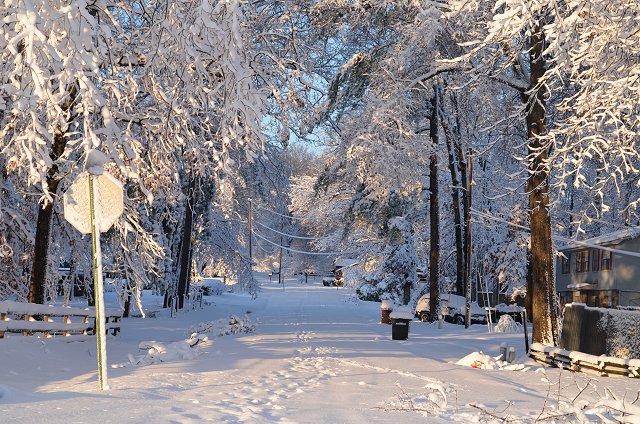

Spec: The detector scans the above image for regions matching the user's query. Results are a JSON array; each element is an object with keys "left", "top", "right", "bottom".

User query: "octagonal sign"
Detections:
[{"left": 64, "top": 172, "right": 124, "bottom": 235}]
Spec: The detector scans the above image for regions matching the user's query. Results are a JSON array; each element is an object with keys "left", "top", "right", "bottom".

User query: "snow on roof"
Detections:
[
  {"left": 558, "top": 226, "right": 640, "bottom": 251},
  {"left": 334, "top": 258, "right": 358, "bottom": 268}
]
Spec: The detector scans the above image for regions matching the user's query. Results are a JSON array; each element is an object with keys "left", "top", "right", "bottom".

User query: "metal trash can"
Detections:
[{"left": 391, "top": 318, "right": 410, "bottom": 340}]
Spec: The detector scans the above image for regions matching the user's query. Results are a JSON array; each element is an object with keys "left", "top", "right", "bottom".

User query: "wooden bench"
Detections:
[{"left": 0, "top": 300, "right": 122, "bottom": 338}]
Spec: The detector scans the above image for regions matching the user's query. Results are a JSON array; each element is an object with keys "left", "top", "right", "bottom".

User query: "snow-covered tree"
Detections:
[
  {"left": 0, "top": 0, "right": 267, "bottom": 305},
  {"left": 446, "top": 0, "right": 640, "bottom": 345},
  {"left": 358, "top": 217, "right": 418, "bottom": 304}
]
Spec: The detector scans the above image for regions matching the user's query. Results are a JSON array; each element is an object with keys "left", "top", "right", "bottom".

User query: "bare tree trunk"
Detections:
[
  {"left": 123, "top": 290, "right": 132, "bottom": 318},
  {"left": 28, "top": 84, "right": 77, "bottom": 304},
  {"left": 455, "top": 140, "right": 469, "bottom": 297},
  {"left": 176, "top": 175, "right": 196, "bottom": 310},
  {"left": 162, "top": 207, "right": 184, "bottom": 309},
  {"left": 428, "top": 91, "right": 441, "bottom": 322},
  {"left": 443, "top": 119, "right": 464, "bottom": 296},
  {"left": 278, "top": 234, "right": 284, "bottom": 285},
  {"left": 464, "top": 148, "right": 473, "bottom": 328},
  {"left": 29, "top": 202, "right": 56, "bottom": 304},
  {"left": 526, "top": 24, "right": 558, "bottom": 345}
]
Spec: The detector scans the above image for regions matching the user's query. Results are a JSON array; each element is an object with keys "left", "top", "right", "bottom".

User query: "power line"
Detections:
[
  {"left": 470, "top": 208, "right": 640, "bottom": 259},
  {"left": 252, "top": 230, "right": 354, "bottom": 256},
  {"left": 255, "top": 205, "right": 342, "bottom": 221},
  {"left": 255, "top": 221, "right": 325, "bottom": 240},
  {"left": 554, "top": 208, "right": 629, "bottom": 229}
]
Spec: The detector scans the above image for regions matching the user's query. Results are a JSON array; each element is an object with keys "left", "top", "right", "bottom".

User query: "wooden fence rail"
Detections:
[
  {"left": 530, "top": 343, "right": 640, "bottom": 378},
  {"left": 0, "top": 300, "right": 122, "bottom": 338}
]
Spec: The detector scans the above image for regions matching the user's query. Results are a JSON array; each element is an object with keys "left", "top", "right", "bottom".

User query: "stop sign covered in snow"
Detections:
[{"left": 63, "top": 172, "right": 124, "bottom": 234}]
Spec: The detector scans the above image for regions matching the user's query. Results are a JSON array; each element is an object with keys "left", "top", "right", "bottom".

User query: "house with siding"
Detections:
[{"left": 556, "top": 227, "right": 640, "bottom": 308}]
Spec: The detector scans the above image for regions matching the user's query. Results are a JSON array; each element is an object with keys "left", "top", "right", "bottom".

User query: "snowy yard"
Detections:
[{"left": 1, "top": 274, "right": 639, "bottom": 423}]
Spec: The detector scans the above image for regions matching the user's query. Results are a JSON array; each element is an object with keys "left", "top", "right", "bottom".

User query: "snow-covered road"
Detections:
[{"left": 1, "top": 277, "right": 638, "bottom": 423}]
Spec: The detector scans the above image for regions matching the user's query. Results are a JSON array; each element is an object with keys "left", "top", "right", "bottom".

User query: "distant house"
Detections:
[
  {"left": 333, "top": 258, "right": 358, "bottom": 273},
  {"left": 556, "top": 227, "right": 640, "bottom": 308}
]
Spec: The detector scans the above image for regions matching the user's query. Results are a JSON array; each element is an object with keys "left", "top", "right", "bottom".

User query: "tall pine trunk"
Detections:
[
  {"left": 526, "top": 24, "right": 558, "bottom": 345},
  {"left": 428, "top": 91, "right": 441, "bottom": 322}
]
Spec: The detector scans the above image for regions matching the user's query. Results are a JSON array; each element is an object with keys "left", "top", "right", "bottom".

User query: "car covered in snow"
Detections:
[{"left": 415, "top": 293, "right": 487, "bottom": 325}]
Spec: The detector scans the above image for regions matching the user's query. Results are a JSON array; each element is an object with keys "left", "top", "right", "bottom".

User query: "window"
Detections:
[
  {"left": 601, "top": 251, "right": 613, "bottom": 270},
  {"left": 591, "top": 250, "right": 601, "bottom": 272},
  {"left": 575, "top": 250, "right": 590, "bottom": 273},
  {"left": 561, "top": 254, "right": 570, "bottom": 274}
]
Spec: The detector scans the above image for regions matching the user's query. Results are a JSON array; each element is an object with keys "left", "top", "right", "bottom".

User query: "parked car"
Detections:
[
  {"left": 334, "top": 270, "right": 344, "bottom": 287},
  {"left": 415, "top": 293, "right": 487, "bottom": 324},
  {"left": 322, "top": 274, "right": 344, "bottom": 287},
  {"left": 416, "top": 267, "right": 428, "bottom": 284},
  {"left": 322, "top": 276, "right": 335, "bottom": 286}
]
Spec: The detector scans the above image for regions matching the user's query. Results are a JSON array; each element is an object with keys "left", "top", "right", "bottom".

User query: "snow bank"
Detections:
[
  {"left": 116, "top": 315, "right": 255, "bottom": 368},
  {"left": 456, "top": 351, "right": 526, "bottom": 371},
  {"left": 116, "top": 333, "right": 209, "bottom": 367},
  {"left": 188, "top": 314, "right": 255, "bottom": 336}
]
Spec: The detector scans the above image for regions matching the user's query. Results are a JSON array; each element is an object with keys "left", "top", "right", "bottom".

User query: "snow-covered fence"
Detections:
[
  {"left": 0, "top": 300, "right": 122, "bottom": 338},
  {"left": 560, "top": 303, "right": 607, "bottom": 355},
  {"left": 529, "top": 343, "right": 640, "bottom": 378},
  {"left": 531, "top": 303, "right": 640, "bottom": 377},
  {"left": 560, "top": 303, "right": 640, "bottom": 358}
]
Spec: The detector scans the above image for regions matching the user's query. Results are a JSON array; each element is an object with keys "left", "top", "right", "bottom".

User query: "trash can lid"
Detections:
[{"left": 381, "top": 300, "right": 394, "bottom": 309}]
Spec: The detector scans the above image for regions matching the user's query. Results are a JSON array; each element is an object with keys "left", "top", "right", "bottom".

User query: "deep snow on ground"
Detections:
[{"left": 1, "top": 274, "right": 639, "bottom": 423}]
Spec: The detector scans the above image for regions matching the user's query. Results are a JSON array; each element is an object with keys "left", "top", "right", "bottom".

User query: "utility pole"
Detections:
[
  {"left": 248, "top": 199, "right": 253, "bottom": 269},
  {"left": 278, "top": 235, "right": 284, "bottom": 289},
  {"left": 464, "top": 148, "right": 473, "bottom": 328},
  {"left": 278, "top": 217, "right": 284, "bottom": 287}
]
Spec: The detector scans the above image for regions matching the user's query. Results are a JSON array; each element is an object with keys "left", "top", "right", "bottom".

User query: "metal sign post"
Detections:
[
  {"left": 88, "top": 174, "right": 108, "bottom": 390},
  {"left": 64, "top": 160, "right": 123, "bottom": 391}
]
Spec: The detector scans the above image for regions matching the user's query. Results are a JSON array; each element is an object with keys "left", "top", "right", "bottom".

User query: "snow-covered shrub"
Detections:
[
  {"left": 359, "top": 218, "right": 418, "bottom": 304},
  {"left": 494, "top": 314, "right": 521, "bottom": 333},
  {"left": 356, "top": 281, "right": 382, "bottom": 302},
  {"left": 599, "top": 309, "right": 640, "bottom": 359},
  {"left": 481, "top": 206, "right": 529, "bottom": 298},
  {"left": 385, "top": 382, "right": 450, "bottom": 416},
  {"left": 189, "top": 315, "right": 255, "bottom": 337},
  {"left": 193, "top": 279, "right": 227, "bottom": 296}
]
